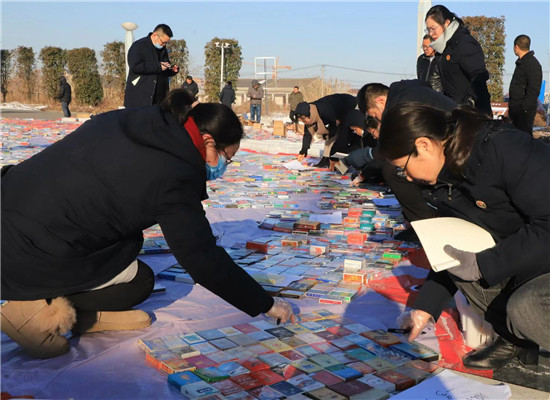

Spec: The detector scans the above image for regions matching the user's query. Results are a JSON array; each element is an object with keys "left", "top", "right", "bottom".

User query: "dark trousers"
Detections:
[
  {"left": 382, "top": 161, "right": 438, "bottom": 222},
  {"left": 509, "top": 106, "right": 536, "bottom": 135},
  {"left": 289, "top": 110, "right": 298, "bottom": 124},
  {"left": 289, "top": 110, "right": 299, "bottom": 132},
  {"left": 453, "top": 273, "right": 550, "bottom": 349},
  {"left": 299, "top": 125, "right": 313, "bottom": 156},
  {"left": 66, "top": 260, "right": 154, "bottom": 312},
  {"left": 61, "top": 102, "right": 71, "bottom": 118}
]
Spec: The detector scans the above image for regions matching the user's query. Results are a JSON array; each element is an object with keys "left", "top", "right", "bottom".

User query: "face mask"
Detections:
[
  {"left": 154, "top": 43, "right": 163, "bottom": 50},
  {"left": 205, "top": 154, "right": 228, "bottom": 181}
]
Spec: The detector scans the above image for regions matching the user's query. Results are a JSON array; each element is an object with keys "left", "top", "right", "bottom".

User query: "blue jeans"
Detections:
[
  {"left": 250, "top": 104, "right": 261, "bottom": 123},
  {"left": 61, "top": 102, "right": 71, "bottom": 118}
]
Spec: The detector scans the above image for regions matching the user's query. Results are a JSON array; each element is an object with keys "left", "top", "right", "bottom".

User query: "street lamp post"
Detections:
[
  {"left": 121, "top": 22, "right": 138, "bottom": 80},
  {"left": 215, "top": 42, "right": 230, "bottom": 91}
]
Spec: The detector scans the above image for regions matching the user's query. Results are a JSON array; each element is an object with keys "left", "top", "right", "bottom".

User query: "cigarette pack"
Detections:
[
  {"left": 250, "top": 369, "right": 285, "bottom": 385},
  {"left": 309, "top": 370, "right": 344, "bottom": 386},
  {"left": 248, "top": 385, "right": 285, "bottom": 400},
  {"left": 308, "top": 353, "right": 341, "bottom": 368},
  {"left": 290, "top": 359, "right": 324, "bottom": 373},
  {"left": 287, "top": 374, "right": 325, "bottom": 392},
  {"left": 228, "top": 334, "right": 259, "bottom": 347},
  {"left": 328, "top": 380, "right": 373, "bottom": 397},
  {"left": 306, "top": 387, "right": 346, "bottom": 400},
  {"left": 357, "top": 373, "right": 395, "bottom": 392},
  {"left": 361, "top": 330, "right": 401, "bottom": 347},
  {"left": 167, "top": 370, "right": 202, "bottom": 390},
  {"left": 345, "top": 347, "right": 376, "bottom": 362},
  {"left": 326, "top": 364, "right": 363, "bottom": 381},
  {"left": 279, "top": 349, "right": 306, "bottom": 361},
  {"left": 229, "top": 373, "right": 264, "bottom": 390},
  {"left": 389, "top": 341, "right": 440, "bottom": 362},
  {"left": 269, "top": 381, "right": 304, "bottom": 397},
  {"left": 375, "top": 370, "right": 415, "bottom": 391},
  {"left": 343, "top": 257, "right": 366, "bottom": 272},
  {"left": 211, "top": 379, "right": 246, "bottom": 396},
  {"left": 217, "top": 361, "right": 250, "bottom": 377},
  {"left": 193, "top": 367, "right": 231, "bottom": 382},
  {"left": 180, "top": 381, "right": 220, "bottom": 399}
]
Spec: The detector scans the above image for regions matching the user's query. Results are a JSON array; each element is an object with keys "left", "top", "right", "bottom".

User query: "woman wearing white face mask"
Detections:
[
  {"left": 1, "top": 89, "right": 296, "bottom": 359},
  {"left": 425, "top": 5, "right": 492, "bottom": 116}
]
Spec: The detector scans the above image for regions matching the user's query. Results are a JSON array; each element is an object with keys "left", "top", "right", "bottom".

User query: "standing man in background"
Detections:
[
  {"left": 219, "top": 81, "right": 235, "bottom": 108},
  {"left": 182, "top": 75, "right": 199, "bottom": 99},
  {"left": 247, "top": 79, "right": 264, "bottom": 123},
  {"left": 58, "top": 76, "right": 72, "bottom": 118},
  {"left": 416, "top": 34, "right": 442, "bottom": 93},
  {"left": 288, "top": 86, "right": 304, "bottom": 132},
  {"left": 124, "top": 24, "right": 179, "bottom": 108},
  {"left": 508, "top": 34, "right": 543, "bottom": 135}
]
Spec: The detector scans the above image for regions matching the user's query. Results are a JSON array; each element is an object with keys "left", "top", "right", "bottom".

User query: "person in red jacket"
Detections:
[{"left": 1, "top": 89, "right": 295, "bottom": 359}]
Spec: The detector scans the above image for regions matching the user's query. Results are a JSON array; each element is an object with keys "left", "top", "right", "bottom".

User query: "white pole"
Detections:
[
  {"left": 121, "top": 22, "right": 138, "bottom": 80},
  {"left": 220, "top": 45, "right": 225, "bottom": 91},
  {"left": 417, "top": 0, "right": 432, "bottom": 57}
]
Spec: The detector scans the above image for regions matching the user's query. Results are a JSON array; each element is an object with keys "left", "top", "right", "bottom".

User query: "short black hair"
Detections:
[
  {"left": 186, "top": 75, "right": 193, "bottom": 80},
  {"left": 357, "top": 83, "right": 389, "bottom": 114},
  {"left": 226, "top": 81, "right": 232, "bottom": 85},
  {"left": 514, "top": 35, "right": 531, "bottom": 51},
  {"left": 154, "top": 24, "right": 173, "bottom": 38},
  {"left": 294, "top": 86, "right": 299, "bottom": 89},
  {"left": 422, "top": 34, "right": 432, "bottom": 41}
]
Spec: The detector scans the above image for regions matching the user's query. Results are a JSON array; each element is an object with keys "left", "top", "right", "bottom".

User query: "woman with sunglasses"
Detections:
[
  {"left": 425, "top": 5, "right": 491, "bottom": 116},
  {"left": 378, "top": 102, "right": 550, "bottom": 370},
  {"left": 1, "top": 89, "right": 295, "bottom": 359}
]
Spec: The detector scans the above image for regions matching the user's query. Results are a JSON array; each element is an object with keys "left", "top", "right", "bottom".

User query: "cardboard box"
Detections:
[
  {"left": 296, "top": 122, "right": 305, "bottom": 134},
  {"left": 76, "top": 113, "right": 90, "bottom": 119},
  {"left": 252, "top": 122, "right": 262, "bottom": 130},
  {"left": 273, "top": 120, "right": 287, "bottom": 136}
]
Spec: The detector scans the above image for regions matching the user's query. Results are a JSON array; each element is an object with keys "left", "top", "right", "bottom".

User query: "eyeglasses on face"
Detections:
[
  {"left": 396, "top": 151, "right": 413, "bottom": 178},
  {"left": 157, "top": 34, "right": 169, "bottom": 46},
  {"left": 424, "top": 25, "right": 442, "bottom": 34},
  {"left": 220, "top": 148, "right": 234, "bottom": 165}
]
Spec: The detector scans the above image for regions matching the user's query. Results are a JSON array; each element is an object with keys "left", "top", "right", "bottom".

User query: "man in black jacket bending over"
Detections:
[
  {"left": 508, "top": 34, "right": 543, "bottom": 135},
  {"left": 124, "top": 24, "right": 180, "bottom": 108}
]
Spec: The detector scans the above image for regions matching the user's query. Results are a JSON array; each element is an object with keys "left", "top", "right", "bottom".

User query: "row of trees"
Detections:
[
  {"left": 0, "top": 16, "right": 506, "bottom": 107},
  {"left": 0, "top": 36, "right": 242, "bottom": 107}
]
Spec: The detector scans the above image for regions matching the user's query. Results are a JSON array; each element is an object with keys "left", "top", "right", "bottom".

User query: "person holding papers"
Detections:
[
  {"left": 1, "top": 89, "right": 295, "bottom": 359},
  {"left": 378, "top": 102, "right": 550, "bottom": 370}
]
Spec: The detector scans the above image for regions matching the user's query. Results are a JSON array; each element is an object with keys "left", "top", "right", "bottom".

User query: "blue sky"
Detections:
[{"left": 1, "top": 1, "right": 549, "bottom": 92}]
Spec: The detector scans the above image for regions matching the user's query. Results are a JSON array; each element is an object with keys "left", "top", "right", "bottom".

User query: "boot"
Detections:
[
  {"left": 314, "top": 157, "right": 330, "bottom": 168},
  {"left": 462, "top": 336, "right": 539, "bottom": 370},
  {"left": 72, "top": 310, "right": 151, "bottom": 334},
  {"left": 0, "top": 298, "right": 76, "bottom": 359}
]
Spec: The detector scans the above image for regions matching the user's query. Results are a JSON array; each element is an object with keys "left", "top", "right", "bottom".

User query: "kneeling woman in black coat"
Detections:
[
  {"left": 378, "top": 102, "right": 550, "bottom": 370},
  {"left": 1, "top": 89, "right": 295, "bottom": 358}
]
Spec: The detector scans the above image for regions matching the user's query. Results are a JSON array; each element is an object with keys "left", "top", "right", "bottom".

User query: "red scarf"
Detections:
[{"left": 184, "top": 117, "right": 206, "bottom": 161}]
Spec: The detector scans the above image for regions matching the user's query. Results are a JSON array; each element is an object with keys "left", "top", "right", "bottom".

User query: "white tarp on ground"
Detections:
[{"left": 1, "top": 210, "right": 433, "bottom": 400}]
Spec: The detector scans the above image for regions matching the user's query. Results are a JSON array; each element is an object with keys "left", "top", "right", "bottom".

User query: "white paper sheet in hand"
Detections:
[
  {"left": 390, "top": 369, "right": 511, "bottom": 400},
  {"left": 411, "top": 217, "right": 495, "bottom": 272}
]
